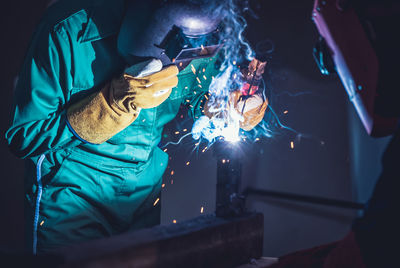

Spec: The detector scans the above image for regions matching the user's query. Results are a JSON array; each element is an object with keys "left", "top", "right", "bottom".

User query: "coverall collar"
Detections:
[{"left": 80, "top": 0, "right": 125, "bottom": 43}]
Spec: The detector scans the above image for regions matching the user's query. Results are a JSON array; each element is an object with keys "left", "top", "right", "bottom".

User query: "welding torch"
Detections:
[{"left": 239, "top": 59, "right": 267, "bottom": 114}]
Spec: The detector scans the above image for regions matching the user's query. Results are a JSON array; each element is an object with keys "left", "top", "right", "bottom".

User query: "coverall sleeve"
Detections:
[{"left": 5, "top": 25, "right": 81, "bottom": 159}]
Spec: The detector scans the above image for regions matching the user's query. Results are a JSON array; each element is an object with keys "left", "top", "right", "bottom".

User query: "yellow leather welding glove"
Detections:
[
  {"left": 67, "top": 59, "right": 178, "bottom": 144},
  {"left": 229, "top": 91, "right": 268, "bottom": 131}
]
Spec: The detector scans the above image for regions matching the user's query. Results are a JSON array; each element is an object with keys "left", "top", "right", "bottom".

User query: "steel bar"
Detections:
[{"left": 244, "top": 188, "right": 365, "bottom": 210}]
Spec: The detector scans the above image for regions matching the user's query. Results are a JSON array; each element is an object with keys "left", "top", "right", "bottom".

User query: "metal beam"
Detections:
[{"left": 58, "top": 213, "right": 264, "bottom": 268}]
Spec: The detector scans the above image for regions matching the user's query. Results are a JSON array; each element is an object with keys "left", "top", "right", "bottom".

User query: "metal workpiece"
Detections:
[
  {"left": 58, "top": 213, "right": 264, "bottom": 268},
  {"left": 213, "top": 141, "right": 245, "bottom": 218}
]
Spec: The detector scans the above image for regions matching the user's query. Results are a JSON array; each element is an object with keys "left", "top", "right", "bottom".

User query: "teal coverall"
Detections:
[{"left": 5, "top": 0, "right": 220, "bottom": 254}]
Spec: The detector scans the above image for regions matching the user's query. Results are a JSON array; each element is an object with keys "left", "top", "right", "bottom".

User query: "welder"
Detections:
[
  {"left": 5, "top": 0, "right": 267, "bottom": 255},
  {"left": 268, "top": 0, "right": 400, "bottom": 267}
]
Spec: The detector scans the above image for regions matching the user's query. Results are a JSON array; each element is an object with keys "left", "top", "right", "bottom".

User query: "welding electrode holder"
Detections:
[{"left": 238, "top": 58, "right": 268, "bottom": 115}]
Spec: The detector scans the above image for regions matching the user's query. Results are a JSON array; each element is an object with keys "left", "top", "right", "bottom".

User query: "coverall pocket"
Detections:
[
  {"left": 40, "top": 149, "right": 73, "bottom": 188},
  {"left": 41, "top": 148, "right": 137, "bottom": 206},
  {"left": 42, "top": 149, "right": 101, "bottom": 194}
]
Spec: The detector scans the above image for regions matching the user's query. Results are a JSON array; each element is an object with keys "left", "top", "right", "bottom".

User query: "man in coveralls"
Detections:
[{"left": 5, "top": 0, "right": 267, "bottom": 254}]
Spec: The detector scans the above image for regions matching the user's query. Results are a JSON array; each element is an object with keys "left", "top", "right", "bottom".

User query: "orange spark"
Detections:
[
  {"left": 290, "top": 141, "right": 294, "bottom": 149},
  {"left": 153, "top": 198, "right": 160, "bottom": 206}
]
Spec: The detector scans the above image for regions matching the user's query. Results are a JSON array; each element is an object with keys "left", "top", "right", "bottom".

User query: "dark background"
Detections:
[{"left": 0, "top": 0, "right": 390, "bottom": 257}]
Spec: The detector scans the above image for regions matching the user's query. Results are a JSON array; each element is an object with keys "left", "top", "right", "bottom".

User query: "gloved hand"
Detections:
[
  {"left": 229, "top": 91, "right": 268, "bottom": 131},
  {"left": 67, "top": 59, "right": 178, "bottom": 144},
  {"left": 111, "top": 59, "right": 178, "bottom": 112}
]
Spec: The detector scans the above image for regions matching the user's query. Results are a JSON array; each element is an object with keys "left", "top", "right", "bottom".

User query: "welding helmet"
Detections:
[
  {"left": 312, "top": 0, "right": 400, "bottom": 137},
  {"left": 118, "top": 0, "right": 227, "bottom": 70}
]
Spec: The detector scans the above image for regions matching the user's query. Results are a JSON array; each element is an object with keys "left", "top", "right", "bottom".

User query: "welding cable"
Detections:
[
  {"left": 161, "top": 133, "right": 193, "bottom": 148},
  {"left": 244, "top": 188, "right": 365, "bottom": 210},
  {"left": 267, "top": 104, "right": 297, "bottom": 134},
  {"left": 32, "top": 154, "right": 46, "bottom": 255}
]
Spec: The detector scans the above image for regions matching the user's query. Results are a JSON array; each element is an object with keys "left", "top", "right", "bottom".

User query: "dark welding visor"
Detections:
[{"left": 118, "top": 0, "right": 226, "bottom": 68}]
